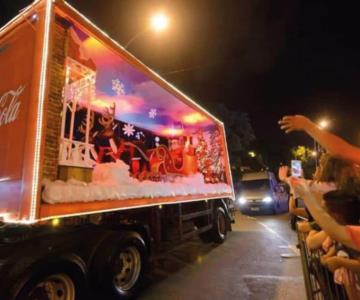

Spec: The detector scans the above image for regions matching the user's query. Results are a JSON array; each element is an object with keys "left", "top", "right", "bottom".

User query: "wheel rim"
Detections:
[
  {"left": 27, "top": 273, "right": 75, "bottom": 300},
  {"left": 113, "top": 246, "right": 141, "bottom": 292},
  {"left": 217, "top": 211, "right": 226, "bottom": 238}
]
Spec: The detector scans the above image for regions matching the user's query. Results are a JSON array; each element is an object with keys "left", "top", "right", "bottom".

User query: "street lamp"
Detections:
[
  {"left": 124, "top": 12, "right": 170, "bottom": 49},
  {"left": 150, "top": 13, "right": 169, "bottom": 32},
  {"left": 319, "top": 119, "right": 329, "bottom": 129},
  {"left": 248, "top": 151, "right": 256, "bottom": 158}
]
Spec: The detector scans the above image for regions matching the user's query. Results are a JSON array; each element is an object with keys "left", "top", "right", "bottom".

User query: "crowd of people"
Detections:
[{"left": 278, "top": 115, "right": 360, "bottom": 300}]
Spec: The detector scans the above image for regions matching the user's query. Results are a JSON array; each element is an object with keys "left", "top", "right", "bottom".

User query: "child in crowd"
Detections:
[{"left": 319, "top": 191, "right": 360, "bottom": 300}]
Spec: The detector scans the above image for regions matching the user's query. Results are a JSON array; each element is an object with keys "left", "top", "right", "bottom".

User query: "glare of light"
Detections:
[
  {"left": 248, "top": 151, "right": 256, "bottom": 158},
  {"left": 262, "top": 196, "right": 272, "bottom": 203},
  {"left": 150, "top": 13, "right": 169, "bottom": 32},
  {"left": 51, "top": 218, "right": 60, "bottom": 227},
  {"left": 182, "top": 112, "right": 207, "bottom": 124},
  {"left": 162, "top": 128, "right": 184, "bottom": 136},
  {"left": 319, "top": 119, "right": 329, "bottom": 129},
  {"left": 158, "top": 205, "right": 163, "bottom": 209},
  {"left": 238, "top": 197, "right": 246, "bottom": 204},
  {"left": 311, "top": 151, "right": 317, "bottom": 157}
]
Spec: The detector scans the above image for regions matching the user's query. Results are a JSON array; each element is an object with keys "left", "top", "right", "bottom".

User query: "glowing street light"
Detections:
[
  {"left": 318, "top": 119, "right": 329, "bottom": 129},
  {"left": 248, "top": 151, "right": 256, "bottom": 158},
  {"left": 124, "top": 12, "right": 170, "bottom": 49},
  {"left": 150, "top": 13, "right": 169, "bottom": 32}
]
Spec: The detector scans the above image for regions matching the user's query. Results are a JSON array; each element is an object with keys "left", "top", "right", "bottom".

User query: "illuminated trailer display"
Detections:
[{"left": 0, "top": 0, "right": 234, "bottom": 223}]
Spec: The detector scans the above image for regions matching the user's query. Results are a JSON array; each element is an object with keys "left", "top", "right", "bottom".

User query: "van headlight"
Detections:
[
  {"left": 262, "top": 196, "right": 272, "bottom": 203},
  {"left": 238, "top": 196, "right": 247, "bottom": 204}
]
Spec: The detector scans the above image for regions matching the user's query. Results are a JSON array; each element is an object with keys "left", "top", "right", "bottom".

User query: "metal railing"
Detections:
[{"left": 297, "top": 229, "right": 349, "bottom": 300}]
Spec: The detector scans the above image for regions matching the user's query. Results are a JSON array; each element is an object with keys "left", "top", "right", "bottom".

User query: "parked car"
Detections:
[{"left": 236, "top": 171, "right": 289, "bottom": 214}]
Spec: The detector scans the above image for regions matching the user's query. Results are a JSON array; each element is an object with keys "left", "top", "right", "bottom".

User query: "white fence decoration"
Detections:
[{"left": 59, "top": 57, "right": 97, "bottom": 168}]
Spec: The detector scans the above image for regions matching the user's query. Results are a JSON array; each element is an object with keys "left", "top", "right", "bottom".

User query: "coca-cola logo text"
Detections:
[{"left": 0, "top": 85, "right": 25, "bottom": 127}]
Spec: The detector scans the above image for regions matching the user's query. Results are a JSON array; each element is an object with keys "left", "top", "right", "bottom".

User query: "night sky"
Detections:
[{"left": 1, "top": 0, "right": 360, "bottom": 167}]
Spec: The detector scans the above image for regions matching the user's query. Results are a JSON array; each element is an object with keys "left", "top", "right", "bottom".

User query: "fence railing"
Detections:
[{"left": 297, "top": 228, "right": 349, "bottom": 300}]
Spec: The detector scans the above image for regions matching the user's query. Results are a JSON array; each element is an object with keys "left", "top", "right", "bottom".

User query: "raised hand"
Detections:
[
  {"left": 278, "top": 115, "right": 312, "bottom": 133},
  {"left": 289, "top": 177, "right": 310, "bottom": 199},
  {"left": 278, "top": 165, "right": 289, "bottom": 182}
]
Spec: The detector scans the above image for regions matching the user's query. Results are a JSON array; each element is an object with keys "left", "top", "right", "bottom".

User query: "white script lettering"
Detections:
[{"left": 0, "top": 85, "right": 25, "bottom": 127}]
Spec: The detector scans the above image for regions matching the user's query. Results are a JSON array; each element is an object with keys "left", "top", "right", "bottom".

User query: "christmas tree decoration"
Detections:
[
  {"left": 148, "top": 108, "right": 157, "bottom": 119},
  {"left": 122, "top": 123, "right": 135, "bottom": 137},
  {"left": 208, "top": 129, "right": 226, "bottom": 183},
  {"left": 195, "top": 130, "right": 210, "bottom": 176},
  {"left": 112, "top": 78, "right": 125, "bottom": 96}
]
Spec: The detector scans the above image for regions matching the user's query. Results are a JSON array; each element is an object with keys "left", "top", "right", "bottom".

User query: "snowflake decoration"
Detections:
[
  {"left": 135, "top": 131, "right": 145, "bottom": 140},
  {"left": 148, "top": 108, "right": 157, "bottom": 119},
  {"left": 112, "top": 79, "right": 125, "bottom": 96},
  {"left": 122, "top": 123, "right": 135, "bottom": 137}
]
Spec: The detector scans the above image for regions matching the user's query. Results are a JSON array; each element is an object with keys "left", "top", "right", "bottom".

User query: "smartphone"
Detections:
[{"left": 291, "top": 160, "right": 302, "bottom": 177}]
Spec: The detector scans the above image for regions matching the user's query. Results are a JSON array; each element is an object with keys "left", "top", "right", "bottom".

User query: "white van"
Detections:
[{"left": 237, "top": 171, "right": 288, "bottom": 214}]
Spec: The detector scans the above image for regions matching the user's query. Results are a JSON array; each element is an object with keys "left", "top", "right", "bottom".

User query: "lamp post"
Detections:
[{"left": 124, "top": 12, "right": 169, "bottom": 49}]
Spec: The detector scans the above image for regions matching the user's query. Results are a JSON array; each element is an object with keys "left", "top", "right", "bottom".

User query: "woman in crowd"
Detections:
[
  {"left": 279, "top": 115, "right": 360, "bottom": 250},
  {"left": 279, "top": 153, "right": 360, "bottom": 248}
]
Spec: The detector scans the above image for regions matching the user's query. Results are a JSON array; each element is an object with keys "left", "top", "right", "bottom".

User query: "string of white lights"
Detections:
[{"left": 30, "top": 0, "right": 53, "bottom": 222}]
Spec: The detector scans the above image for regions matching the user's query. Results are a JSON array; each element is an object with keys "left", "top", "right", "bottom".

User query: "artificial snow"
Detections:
[{"left": 42, "top": 160, "right": 232, "bottom": 204}]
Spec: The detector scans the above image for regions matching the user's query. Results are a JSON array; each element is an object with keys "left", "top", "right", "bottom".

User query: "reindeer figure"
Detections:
[{"left": 98, "top": 102, "right": 116, "bottom": 138}]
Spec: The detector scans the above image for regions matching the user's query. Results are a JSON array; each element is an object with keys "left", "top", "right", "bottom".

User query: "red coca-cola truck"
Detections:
[{"left": 0, "top": 1, "right": 235, "bottom": 299}]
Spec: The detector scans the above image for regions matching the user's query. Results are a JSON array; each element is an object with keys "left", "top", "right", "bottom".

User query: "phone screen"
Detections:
[{"left": 291, "top": 160, "right": 302, "bottom": 177}]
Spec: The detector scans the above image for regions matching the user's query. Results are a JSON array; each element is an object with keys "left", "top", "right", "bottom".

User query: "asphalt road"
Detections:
[{"left": 138, "top": 211, "right": 306, "bottom": 300}]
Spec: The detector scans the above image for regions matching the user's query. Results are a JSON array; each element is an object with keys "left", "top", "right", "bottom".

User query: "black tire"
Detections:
[
  {"left": 14, "top": 262, "right": 86, "bottom": 300},
  {"left": 91, "top": 233, "right": 147, "bottom": 300},
  {"left": 201, "top": 206, "right": 228, "bottom": 244}
]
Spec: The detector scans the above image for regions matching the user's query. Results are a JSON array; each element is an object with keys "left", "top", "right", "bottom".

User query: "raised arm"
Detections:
[
  {"left": 290, "top": 178, "right": 359, "bottom": 251},
  {"left": 279, "top": 115, "right": 360, "bottom": 164}
]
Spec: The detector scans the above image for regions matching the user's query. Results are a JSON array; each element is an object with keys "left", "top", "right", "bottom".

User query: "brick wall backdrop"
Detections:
[{"left": 42, "top": 21, "right": 68, "bottom": 180}]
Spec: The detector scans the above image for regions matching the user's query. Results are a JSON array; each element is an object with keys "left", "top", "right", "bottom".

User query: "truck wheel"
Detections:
[
  {"left": 14, "top": 264, "right": 86, "bottom": 300},
  {"left": 93, "top": 235, "right": 147, "bottom": 299},
  {"left": 213, "top": 206, "right": 228, "bottom": 243},
  {"left": 201, "top": 206, "right": 228, "bottom": 244}
]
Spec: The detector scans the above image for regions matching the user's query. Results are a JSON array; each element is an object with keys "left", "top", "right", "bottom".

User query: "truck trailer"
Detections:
[{"left": 0, "top": 1, "right": 235, "bottom": 299}]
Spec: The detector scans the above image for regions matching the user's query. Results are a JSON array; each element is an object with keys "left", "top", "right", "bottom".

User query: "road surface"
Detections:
[{"left": 139, "top": 211, "right": 306, "bottom": 300}]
